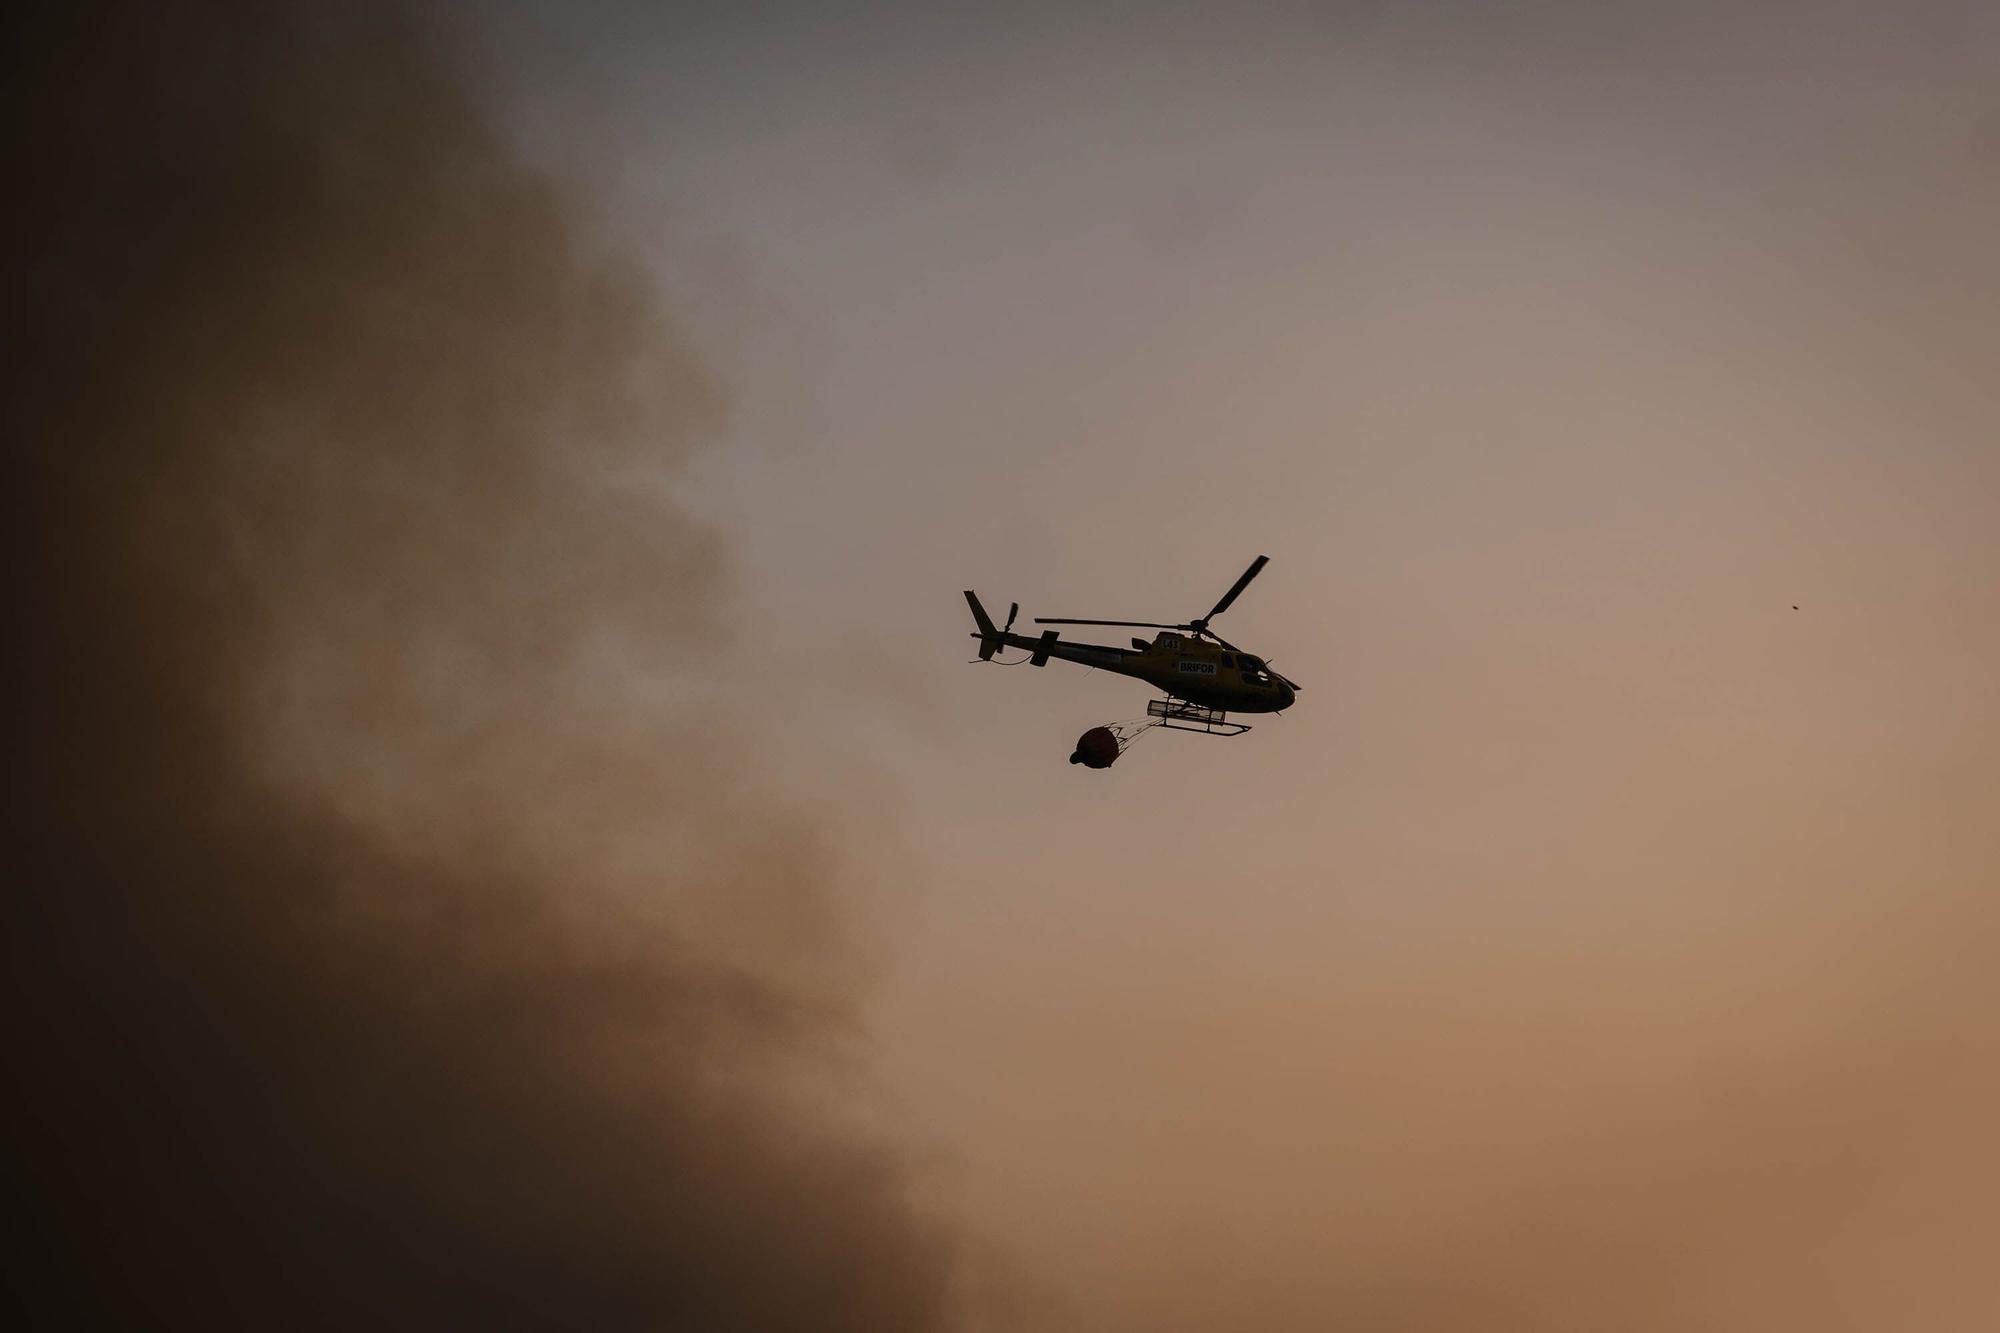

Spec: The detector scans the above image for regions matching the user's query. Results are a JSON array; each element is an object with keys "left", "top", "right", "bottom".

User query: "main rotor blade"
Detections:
[
  {"left": 1033, "top": 617, "right": 1184, "bottom": 629},
  {"left": 1206, "top": 555, "right": 1268, "bottom": 621}
]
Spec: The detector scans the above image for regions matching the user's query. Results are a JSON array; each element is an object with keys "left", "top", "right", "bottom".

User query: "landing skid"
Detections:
[{"left": 1147, "top": 697, "right": 1252, "bottom": 737}]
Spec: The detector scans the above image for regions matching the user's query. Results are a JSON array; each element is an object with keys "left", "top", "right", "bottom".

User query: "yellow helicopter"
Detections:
[{"left": 964, "top": 556, "right": 1300, "bottom": 758}]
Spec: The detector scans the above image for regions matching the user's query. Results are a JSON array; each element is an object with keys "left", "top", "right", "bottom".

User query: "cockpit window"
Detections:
[{"left": 1218, "top": 653, "right": 1235, "bottom": 668}]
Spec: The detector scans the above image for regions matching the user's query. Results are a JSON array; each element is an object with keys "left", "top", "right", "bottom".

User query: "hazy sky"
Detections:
[
  {"left": 477, "top": 4, "right": 2000, "bottom": 1328},
  {"left": 19, "top": 3, "right": 1997, "bottom": 1329}
]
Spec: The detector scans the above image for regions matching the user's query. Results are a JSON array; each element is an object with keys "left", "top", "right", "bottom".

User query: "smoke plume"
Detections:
[{"left": 5, "top": 3, "right": 951, "bottom": 1326}]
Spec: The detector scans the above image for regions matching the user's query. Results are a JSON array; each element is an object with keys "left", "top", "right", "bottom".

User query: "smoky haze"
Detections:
[{"left": 6, "top": 3, "right": 950, "bottom": 1327}]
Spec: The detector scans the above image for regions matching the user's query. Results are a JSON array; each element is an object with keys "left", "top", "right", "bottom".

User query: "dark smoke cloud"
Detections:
[{"left": 5, "top": 3, "right": 952, "bottom": 1326}]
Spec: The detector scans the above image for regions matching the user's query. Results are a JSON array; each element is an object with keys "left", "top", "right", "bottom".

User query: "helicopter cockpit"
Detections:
[{"left": 1234, "top": 654, "right": 1273, "bottom": 686}]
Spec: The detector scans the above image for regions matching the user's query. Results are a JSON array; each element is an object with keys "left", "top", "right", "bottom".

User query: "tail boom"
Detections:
[{"left": 964, "top": 591, "right": 1136, "bottom": 673}]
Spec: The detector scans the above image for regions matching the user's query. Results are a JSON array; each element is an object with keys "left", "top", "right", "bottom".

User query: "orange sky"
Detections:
[{"left": 489, "top": 4, "right": 2000, "bottom": 1326}]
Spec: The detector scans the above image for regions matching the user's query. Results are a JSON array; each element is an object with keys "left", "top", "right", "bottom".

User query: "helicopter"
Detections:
[{"left": 963, "top": 556, "right": 1300, "bottom": 748}]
